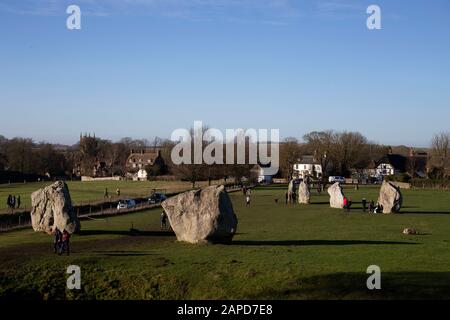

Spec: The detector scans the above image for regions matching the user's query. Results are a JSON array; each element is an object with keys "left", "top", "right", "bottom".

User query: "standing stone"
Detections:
[
  {"left": 287, "top": 179, "right": 295, "bottom": 203},
  {"left": 298, "top": 181, "right": 311, "bottom": 204},
  {"left": 378, "top": 181, "right": 403, "bottom": 214},
  {"left": 161, "top": 185, "right": 238, "bottom": 244},
  {"left": 328, "top": 182, "right": 345, "bottom": 209},
  {"left": 31, "top": 181, "right": 80, "bottom": 234}
]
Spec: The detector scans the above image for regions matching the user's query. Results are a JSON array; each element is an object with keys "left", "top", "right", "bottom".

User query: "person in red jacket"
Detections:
[{"left": 343, "top": 197, "right": 348, "bottom": 211}]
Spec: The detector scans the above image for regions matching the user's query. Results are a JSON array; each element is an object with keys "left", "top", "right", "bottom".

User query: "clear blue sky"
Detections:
[{"left": 0, "top": 0, "right": 449, "bottom": 147}]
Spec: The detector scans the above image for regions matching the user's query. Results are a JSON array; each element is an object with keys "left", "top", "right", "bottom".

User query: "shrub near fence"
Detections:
[{"left": 410, "top": 179, "right": 450, "bottom": 190}]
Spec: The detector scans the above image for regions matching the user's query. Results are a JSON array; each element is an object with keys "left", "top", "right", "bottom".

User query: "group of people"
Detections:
[
  {"left": 103, "top": 188, "right": 121, "bottom": 199},
  {"left": 6, "top": 194, "right": 21, "bottom": 210},
  {"left": 366, "top": 199, "right": 384, "bottom": 214},
  {"left": 53, "top": 228, "right": 71, "bottom": 255},
  {"left": 352, "top": 198, "right": 384, "bottom": 214}
]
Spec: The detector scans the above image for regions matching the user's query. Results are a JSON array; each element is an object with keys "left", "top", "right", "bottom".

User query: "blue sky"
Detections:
[{"left": 0, "top": 0, "right": 449, "bottom": 147}]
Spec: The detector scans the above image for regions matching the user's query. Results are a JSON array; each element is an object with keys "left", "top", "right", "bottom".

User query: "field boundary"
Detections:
[{"left": 0, "top": 184, "right": 243, "bottom": 233}]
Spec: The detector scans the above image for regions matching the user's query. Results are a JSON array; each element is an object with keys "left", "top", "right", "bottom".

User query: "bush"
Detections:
[
  {"left": 385, "top": 173, "right": 411, "bottom": 183},
  {"left": 410, "top": 178, "right": 450, "bottom": 189}
]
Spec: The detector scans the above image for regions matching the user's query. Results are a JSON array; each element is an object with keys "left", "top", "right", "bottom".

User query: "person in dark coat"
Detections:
[
  {"left": 160, "top": 211, "right": 168, "bottom": 230},
  {"left": 368, "top": 200, "right": 375, "bottom": 213},
  {"left": 16, "top": 196, "right": 21, "bottom": 209},
  {"left": 11, "top": 196, "right": 16, "bottom": 209},
  {"left": 59, "top": 230, "right": 71, "bottom": 256},
  {"left": 362, "top": 198, "right": 367, "bottom": 212},
  {"left": 53, "top": 228, "right": 62, "bottom": 254},
  {"left": 7, "top": 195, "right": 12, "bottom": 209}
]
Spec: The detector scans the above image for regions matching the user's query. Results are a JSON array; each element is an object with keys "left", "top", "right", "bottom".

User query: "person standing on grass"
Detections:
[
  {"left": 11, "top": 196, "right": 16, "bottom": 212},
  {"left": 59, "top": 230, "right": 71, "bottom": 256},
  {"left": 285, "top": 191, "right": 289, "bottom": 205},
  {"left": 53, "top": 228, "right": 62, "bottom": 254},
  {"left": 368, "top": 200, "right": 375, "bottom": 214},
  {"left": 160, "top": 211, "right": 168, "bottom": 230},
  {"left": 362, "top": 198, "right": 367, "bottom": 212},
  {"left": 16, "top": 195, "right": 21, "bottom": 209},
  {"left": 104, "top": 188, "right": 109, "bottom": 199},
  {"left": 7, "top": 194, "right": 12, "bottom": 209},
  {"left": 347, "top": 196, "right": 352, "bottom": 213},
  {"left": 343, "top": 197, "right": 348, "bottom": 211},
  {"left": 246, "top": 192, "right": 251, "bottom": 206}
]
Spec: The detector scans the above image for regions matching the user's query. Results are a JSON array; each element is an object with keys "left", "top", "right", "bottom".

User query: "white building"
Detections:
[
  {"left": 376, "top": 163, "right": 395, "bottom": 177},
  {"left": 293, "top": 155, "right": 323, "bottom": 179},
  {"left": 374, "top": 154, "right": 407, "bottom": 178},
  {"left": 133, "top": 169, "right": 148, "bottom": 181}
]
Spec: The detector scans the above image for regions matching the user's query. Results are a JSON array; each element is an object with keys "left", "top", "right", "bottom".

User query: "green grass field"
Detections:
[
  {"left": 0, "top": 185, "right": 449, "bottom": 300},
  {"left": 0, "top": 180, "right": 225, "bottom": 212}
]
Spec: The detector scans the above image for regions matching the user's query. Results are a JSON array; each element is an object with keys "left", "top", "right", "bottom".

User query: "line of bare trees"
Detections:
[
  {"left": 1, "top": 130, "right": 448, "bottom": 183},
  {"left": 279, "top": 131, "right": 388, "bottom": 181}
]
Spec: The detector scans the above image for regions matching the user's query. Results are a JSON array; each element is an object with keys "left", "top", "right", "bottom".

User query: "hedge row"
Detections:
[{"left": 410, "top": 179, "right": 450, "bottom": 189}]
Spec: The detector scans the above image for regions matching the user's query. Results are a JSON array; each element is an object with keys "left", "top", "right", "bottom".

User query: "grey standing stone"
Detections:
[
  {"left": 328, "top": 182, "right": 345, "bottom": 209},
  {"left": 31, "top": 181, "right": 80, "bottom": 234},
  {"left": 378, "top": 181, "right": 403, "bottom": 214},
  {"left": 161, "top": 185, "right": 238, "bottom": 244},
  {"left": 298, "top": 181, "right": 311, "bottom": 204}
]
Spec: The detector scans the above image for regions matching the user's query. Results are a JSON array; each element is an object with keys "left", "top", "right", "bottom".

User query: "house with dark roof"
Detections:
[
  {"left": 375, "top": 154, "right": 407, "bottom": 177},
  {"left": 125, "top": 149, "right": 165, "bottom": 179},
  {"left": 293, "top": 155, "right": 323, "bottom": 179}
]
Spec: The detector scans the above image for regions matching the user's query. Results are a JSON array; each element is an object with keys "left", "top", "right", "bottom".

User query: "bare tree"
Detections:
[
  {"left": 4, "top": 138, "right": 35, "bottom": 174},
  {"left": 279, "top": 137, "right": 303, "bottom": 179},
  {"left": 303, "top": 131, "right": 335, "bottom": 182},
  {"left": 430, "top": 132, "right": 450, "bottom": 179},
  {"left": 332, "top": 131, "right": 368, "bottom": 176}
]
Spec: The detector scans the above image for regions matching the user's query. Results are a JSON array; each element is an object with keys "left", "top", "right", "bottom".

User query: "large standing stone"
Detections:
[
  {"left": 378, "top": 181, "right": 403, "bottom": 214},
  {"left": 298, "top": 181, "right": 311, "bottom": 204},
  {"left": 161, "top": 185, "right": 238, "bottom": 244},
  {"left": 31, "top": 181, "right": 80, "bottom": 234},
  {"left": 287, "top": 179, "right": 296, "bottom": 203},
  {"left": 328, "top": 182, "right": 345, "bottom": 209}
]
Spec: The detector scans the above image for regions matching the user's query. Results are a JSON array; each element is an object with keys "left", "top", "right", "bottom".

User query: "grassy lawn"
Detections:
[
  {"left": 0, "top": 180, "right": 226, "bottom": 212},
  {"left": 0, "top": 185, "right": 449, "bottom": 300}
]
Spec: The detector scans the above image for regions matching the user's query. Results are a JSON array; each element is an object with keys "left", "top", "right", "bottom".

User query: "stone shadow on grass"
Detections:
[
  {"left": 401, "top": 210, "right": 450, "bottom": 215},
  {"left": 232, "top": 240, "right": 419, "bottom": 246},
  {"left": 92, "top": 250, "right": 154, "bottom": 257},
  {"left": 252, "top": 271, "right": 450, "bottom": 300},
  {"left": 78, "top": 230, "right": 175, "bottom": 237}
]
